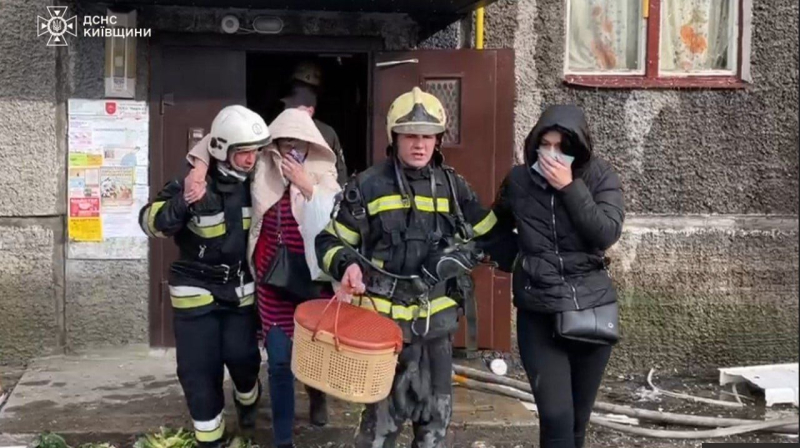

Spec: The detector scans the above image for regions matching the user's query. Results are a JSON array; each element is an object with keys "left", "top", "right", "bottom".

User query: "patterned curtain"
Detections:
[
  {"left": 660, "top": 0, "right": 735, "bottom": 73},
  {"left": 568, "top": 0, "right": 644, "bottom": 72}
]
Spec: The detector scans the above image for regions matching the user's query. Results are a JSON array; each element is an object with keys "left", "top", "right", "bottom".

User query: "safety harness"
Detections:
[{"left": 330, "top": 155, "right": 478, "bottom": 339}]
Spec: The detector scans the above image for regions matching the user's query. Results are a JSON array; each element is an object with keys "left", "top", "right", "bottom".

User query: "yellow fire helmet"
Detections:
[
  {"left": 291, "top": 60, "right": 322, "bottom": 87},
  {"left": 386, "top": 87, "right": 447, "bottom": 141}
]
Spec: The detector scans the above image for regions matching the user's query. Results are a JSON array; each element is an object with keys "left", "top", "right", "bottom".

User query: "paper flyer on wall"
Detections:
[
  {"left": 67, "top": 99, "right": 150, "bottom": 259},
  {"left": 100, "top": 166, "right": 136, "bottom": 209}
]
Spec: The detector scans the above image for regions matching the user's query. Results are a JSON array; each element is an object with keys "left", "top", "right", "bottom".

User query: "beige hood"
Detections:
[
  {"left": 248, "top": 108, "right": 340, "bottom": 274},
  {"left": 264, "top": 108, "right": 336, "bottom": 166},
  {"left": 184, "top": 108, "right": 340, "bottom": 277}
]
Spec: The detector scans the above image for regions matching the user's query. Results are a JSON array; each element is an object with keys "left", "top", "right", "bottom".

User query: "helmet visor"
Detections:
[{"left": 392, "top": 123, "right": 446, "bottom": 136}]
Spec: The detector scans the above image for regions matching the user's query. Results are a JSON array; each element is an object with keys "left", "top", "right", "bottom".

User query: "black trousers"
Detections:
[
  {"left": 517, "top": 309, "right": 612, "bottom": 448},
  {"left": 174, "top": 306, "right": 261, "bottom": 443},
  {"left": 355, "top": 335, "right": 453, "bottom": 448}
]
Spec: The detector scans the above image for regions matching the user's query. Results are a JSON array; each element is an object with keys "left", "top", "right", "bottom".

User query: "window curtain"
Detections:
[
  {"left": 568, "top": 0, "right": 643, "bottom": 72},
  {"left": 661, "top": 0, "right": 735, "bottom": 73}
]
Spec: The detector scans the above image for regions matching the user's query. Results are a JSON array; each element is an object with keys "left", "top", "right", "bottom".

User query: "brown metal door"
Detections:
[
  {"left": 148, "top": 44, "right": 246, "bottom": 347},
  {"left": 372, "top": 50, "right": 515, "bottom": 351}
]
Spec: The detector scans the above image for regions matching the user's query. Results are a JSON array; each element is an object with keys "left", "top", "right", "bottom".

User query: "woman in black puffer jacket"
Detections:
[{"left": 489, "top": 105, "right": 624, "bottom": 448}]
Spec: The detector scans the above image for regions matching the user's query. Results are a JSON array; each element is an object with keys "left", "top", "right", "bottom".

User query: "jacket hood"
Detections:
[
  {"left": 265, "top": 108, "right": 336, "bottom": 165},
  {"left": 524, "top": 105, "right": 593, "bottom": 171}
]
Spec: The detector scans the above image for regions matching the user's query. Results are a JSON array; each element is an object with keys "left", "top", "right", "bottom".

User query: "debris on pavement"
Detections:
[
  {"left": 29, "top": 433, "right": 71, "bottom": 448},
  {"left": 489, "top": 358, "right": 508, "bottom": 376},
  {"left": 719, "top": 363, "right": 799, "bottom": 407},
  {"left": 648, "top": 368, "right": 744, "bottom": 408},
  {"left": 453, "top": 363, "right": 799, "bottom": 439},
  {"left": 133, "top": 428, "right": 196, "bottom": 448},
  {"left": 597, "top": 414, "right": 640, "bottom": 426},
  {"left": 633, "top": 385, "right": 662, "bottom": 403}
]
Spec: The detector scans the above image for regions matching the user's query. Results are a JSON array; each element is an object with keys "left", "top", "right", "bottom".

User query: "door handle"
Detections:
[
  {"left": 375, "top": 58, "right": 419, "bottom": 68},
  {"left": 160, "top": 93, "right": 174, "bottom": 115}
]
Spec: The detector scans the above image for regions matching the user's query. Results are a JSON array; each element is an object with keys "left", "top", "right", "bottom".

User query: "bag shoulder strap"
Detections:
[{"left": 276, "top": 193, "right": 284, "bottom": 244}]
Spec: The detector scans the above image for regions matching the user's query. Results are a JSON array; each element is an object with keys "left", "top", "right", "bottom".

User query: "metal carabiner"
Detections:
[{"left": 411, "top": 296, "right": 432, "bottom": 337}]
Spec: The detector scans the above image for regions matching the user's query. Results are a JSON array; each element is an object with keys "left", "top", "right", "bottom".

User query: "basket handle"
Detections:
[
  {"left": 311, "top": 292, "right": 346, "bottom": 351},
  {"left": 310, "top": 293, "right": 387, "bottom": 352}
]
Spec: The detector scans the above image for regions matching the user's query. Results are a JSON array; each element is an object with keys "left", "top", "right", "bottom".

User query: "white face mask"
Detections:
[
  {"left": 536, "top": 148, "right": 574, "bottom": 166},
  {"left": 532, "top": 149, "right": 575, "bottom": 178}
]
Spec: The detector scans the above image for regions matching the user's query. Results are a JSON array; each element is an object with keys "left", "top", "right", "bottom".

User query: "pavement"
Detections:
[
  {"left": 0, "top": 346, "right": 537, "bottom": 447},
  {"left": 1, "top": 346, "right": 797, "bottom": 447}
]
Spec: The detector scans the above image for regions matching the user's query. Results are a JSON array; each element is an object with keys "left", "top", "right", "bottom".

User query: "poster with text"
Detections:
[{"left": 67, "top": 99, "right": 149, "bottom": 259}]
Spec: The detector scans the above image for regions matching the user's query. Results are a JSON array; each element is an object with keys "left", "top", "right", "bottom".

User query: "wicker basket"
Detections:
[{"left": 292, "top": 297, "right": 403, "bottom": 404}]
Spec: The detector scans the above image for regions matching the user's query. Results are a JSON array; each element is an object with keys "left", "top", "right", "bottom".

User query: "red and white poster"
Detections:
[{"left": 69, "top": 198, "right": 100, "bottom": 218}]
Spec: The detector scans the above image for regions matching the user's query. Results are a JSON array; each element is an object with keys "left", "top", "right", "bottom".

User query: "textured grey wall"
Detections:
[
  {"left": 0, "top": 217, "right": 64, "bottom": 363},
  {"left": 482, "top": 0, "right": 799, "bottom": 373},
  {"left": 607, "top": 216, "right": 799, "bottom": 373},
  {"left": 0, "top": 0, "right": 62, "bottom": 217},
  {"left": 0, "top": 0, "right": 65, "bottom": 364},
  {"left": 492, "top": 0, "right": 799, "bottom": 214}
]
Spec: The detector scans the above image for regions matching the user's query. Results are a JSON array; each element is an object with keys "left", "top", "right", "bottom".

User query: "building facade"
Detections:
[{"left": 1, "top": 0, "right": 797, "bottom": 374}]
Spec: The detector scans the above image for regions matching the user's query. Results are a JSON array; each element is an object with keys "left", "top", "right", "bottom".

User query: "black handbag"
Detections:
[
  {"left": 260, "top": 201, "right": 325, "bottom": 304},
  {"left": 554, "top": 301, "right": 620, "bottom": 345}
]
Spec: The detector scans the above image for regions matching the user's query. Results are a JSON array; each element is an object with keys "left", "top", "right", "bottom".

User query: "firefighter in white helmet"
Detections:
[
  {"left": 316, "top": 88, "right": 513, "bottom": 447},
  {"left": 139, "top": 105, "right": 270, "bottom": 447}
]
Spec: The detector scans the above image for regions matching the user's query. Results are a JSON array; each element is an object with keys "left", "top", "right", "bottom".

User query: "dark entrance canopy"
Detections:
[{"left": 76, "top": 0, "right": 497, "bottom": 15}]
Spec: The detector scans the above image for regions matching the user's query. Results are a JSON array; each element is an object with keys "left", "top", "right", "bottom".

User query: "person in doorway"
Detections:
[
  {"left": 282, "top": 60, "right": 348, "bottom": 186},
  {"left": 138, "top": 105, "right": 269, "bottom": 448},
  {"left": 184, "top": 108, "right": 340, "bottom": 448},
  {"left": 315, "top": 87, "right": 513, "bottom": 448},
  {"left": 491, "top": 105, "right": 625, "bottom": 448}
]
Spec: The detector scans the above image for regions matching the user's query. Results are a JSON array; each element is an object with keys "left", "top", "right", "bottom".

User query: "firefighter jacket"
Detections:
[
  {"left": 315, "top": 158, "right": 513, "bottom": 341},
  {"left": 139, "top": 168, "right": 255, "bottom": 314}
]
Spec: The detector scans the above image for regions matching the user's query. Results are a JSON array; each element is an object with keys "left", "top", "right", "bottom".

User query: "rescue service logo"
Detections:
[
  {"left": 37, "top": 6, "right": 78, "bottom": 47},
  {"left": 37, "top": 7, "right": 152, "bottom": 47}
]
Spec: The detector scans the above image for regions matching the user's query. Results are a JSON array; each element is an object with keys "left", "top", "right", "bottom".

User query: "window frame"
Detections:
[{"left": 563, "top": 0, "right": 751, "bottom": 89}]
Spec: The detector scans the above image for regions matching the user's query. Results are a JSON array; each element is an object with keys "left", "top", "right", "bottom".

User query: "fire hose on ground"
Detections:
[{"left": 452, "top": 364, "right": 799, "bottom": 438}]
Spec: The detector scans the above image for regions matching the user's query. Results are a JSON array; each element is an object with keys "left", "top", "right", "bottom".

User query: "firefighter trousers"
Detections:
[
  {"left": 173, "top": 305, "right": 261, "bottom": 444},
  {"left": 355, "top": 335, "right": 454, "bottom": 448}
]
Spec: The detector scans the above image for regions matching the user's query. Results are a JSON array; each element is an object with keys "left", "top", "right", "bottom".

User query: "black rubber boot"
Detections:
[
  {"left": 306, "top": 386, "right": 328, "bottom": 427},
  {"left": 235, "top": 380, "right": 261, "bottom": 430},
  {"left": 197, "top": 440, "right": 225, "bottom": 448}
]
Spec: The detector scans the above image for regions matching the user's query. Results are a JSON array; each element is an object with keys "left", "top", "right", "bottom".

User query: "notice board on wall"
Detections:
[{"left": 67, "top": 99, "right": 149, "bottom": 259}]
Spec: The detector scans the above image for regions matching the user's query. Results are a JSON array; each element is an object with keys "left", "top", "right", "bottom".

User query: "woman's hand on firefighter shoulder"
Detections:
[
  {"left": 184, "top": 159, "right": 209, "bottom": 204},
  {"left": 340, "top": 263, "right": 366, "bottom": 295},
  {"left": 538, "top": 153, "right": 573, "bottom": 190},
  {"left": 281, "top": 155, "right": 314, "bottom": 199}
]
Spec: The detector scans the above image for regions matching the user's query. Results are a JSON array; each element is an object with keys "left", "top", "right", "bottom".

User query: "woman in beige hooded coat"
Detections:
[{"left": 185, "top": 108, "right": 340, "bottom": 448}]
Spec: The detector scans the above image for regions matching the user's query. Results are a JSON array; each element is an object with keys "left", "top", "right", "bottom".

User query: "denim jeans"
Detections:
[{"left": 265, "top": 325, "right": 294, "bottom": 446}]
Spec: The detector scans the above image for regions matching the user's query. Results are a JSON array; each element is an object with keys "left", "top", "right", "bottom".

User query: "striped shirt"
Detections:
[{"left": 254, "top": 190, "right": 332, "bottom": 337}]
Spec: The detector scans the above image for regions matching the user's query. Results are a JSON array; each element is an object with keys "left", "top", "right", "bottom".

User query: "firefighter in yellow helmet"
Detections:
[{"left": 315, "top": 87, "right": 513, "bottom": 447}]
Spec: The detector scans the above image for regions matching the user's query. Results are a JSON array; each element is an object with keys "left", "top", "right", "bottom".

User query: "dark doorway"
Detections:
[
  {"left": 246, "top": 52, "right": 370, "bottom": 175},
  {"left": 149, "top": 34, "right": 514, "bottom": 351}
]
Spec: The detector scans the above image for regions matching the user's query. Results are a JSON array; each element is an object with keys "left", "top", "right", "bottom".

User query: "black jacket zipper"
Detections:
[{"left": 551, "top": 194, "right": 579, "bottom": 310}]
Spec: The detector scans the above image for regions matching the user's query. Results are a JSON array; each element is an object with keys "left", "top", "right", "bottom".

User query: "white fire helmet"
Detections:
[{"left": 208, "top": 105, "right": 271, "bottom": 163}]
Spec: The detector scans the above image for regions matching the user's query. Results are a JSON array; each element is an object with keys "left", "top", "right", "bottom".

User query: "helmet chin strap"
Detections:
[{"left": 217, "top": 162, "right": 249, "bottom": 182}]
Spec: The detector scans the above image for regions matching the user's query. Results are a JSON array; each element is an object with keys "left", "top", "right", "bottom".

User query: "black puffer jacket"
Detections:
[{"left": 492, "top": 105, "right": 625, "bottom": 313}]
